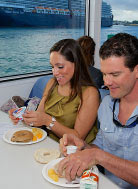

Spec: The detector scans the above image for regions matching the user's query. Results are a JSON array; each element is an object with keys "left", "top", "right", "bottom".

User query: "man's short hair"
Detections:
[{"left": 99, "top": 33, "right": 138, "bottom": 71}]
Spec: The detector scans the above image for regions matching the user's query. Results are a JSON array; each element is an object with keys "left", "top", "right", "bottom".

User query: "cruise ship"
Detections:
[
  {"left": 101, "top": 1, "right": 113, "bottom": 27},
  {"left": 0, "top": 0, "right": 113, "bottom": 28}
]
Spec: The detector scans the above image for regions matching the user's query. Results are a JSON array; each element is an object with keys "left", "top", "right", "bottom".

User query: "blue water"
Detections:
[
  {"left": 0, "top": 27, "right": 84, "bottom": 77},
  {"left": 0, "top": 25, "right": 138, "bottom": 77},
  {"left": 101, "top": 25, "right": 138, "bottom": 44}
]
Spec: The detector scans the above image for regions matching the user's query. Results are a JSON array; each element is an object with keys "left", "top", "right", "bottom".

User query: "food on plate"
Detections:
[
  {"left": 34, "top": 148, "right": 60, "bottom": 164},
  {"left": 32, "top": 128, "right": 43, "bottom": 141},
  {"left": 80, "top": 167, "right": 99, "bottom": 189},
  {"left": 48, "top": 168, "right": 59, "bottom": 182},
  {"left": 54, "top": 162, "right": 65, "bottom": 178},
  {"left": 11, "top": 130, "right": 33, "bottom": 142}
]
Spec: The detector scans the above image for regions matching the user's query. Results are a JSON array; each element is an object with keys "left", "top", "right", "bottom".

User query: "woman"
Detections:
[
  {"left": 9, "top": 39, "right": 99, "bottom": 143},
  {"left": 77, "top": 35, "right": 104, "bottom": 88}
]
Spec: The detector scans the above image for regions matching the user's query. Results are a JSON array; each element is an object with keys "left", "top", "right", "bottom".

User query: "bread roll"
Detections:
[
  {"left": 34, "top": 148, "right": 60, "bottom": 164},
  {"left": 11, "top": 130, "right": 33, "bottom": 142},
  {"left": 54, "top": 162, "right": 65, "bottom": 178}
]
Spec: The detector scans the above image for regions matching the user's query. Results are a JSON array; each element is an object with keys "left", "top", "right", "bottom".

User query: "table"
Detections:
[{"left": 0, "top": 111, "right": 120, "bottom": 189}]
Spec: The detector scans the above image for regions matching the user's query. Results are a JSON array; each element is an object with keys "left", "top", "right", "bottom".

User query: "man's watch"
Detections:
[{"left": 47, "top": 116, "right": 56, "bottom": 130}]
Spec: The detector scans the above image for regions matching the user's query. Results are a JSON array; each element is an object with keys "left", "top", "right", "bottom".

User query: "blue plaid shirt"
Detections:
[{"left": 93, "top": 95, "right": 138, "bottom": 189}]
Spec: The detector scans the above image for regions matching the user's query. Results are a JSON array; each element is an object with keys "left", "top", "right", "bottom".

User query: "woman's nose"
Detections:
[{"left": 52, "top": 67, "right": 59, "bottom": 76}]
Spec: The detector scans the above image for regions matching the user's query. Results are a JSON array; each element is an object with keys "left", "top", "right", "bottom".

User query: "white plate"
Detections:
[
  {"left": 3, "top": 127, "right": 47, "bottom": 145},
  {"left": 42, "top": 157, "right": 80, "bottom": 188}
]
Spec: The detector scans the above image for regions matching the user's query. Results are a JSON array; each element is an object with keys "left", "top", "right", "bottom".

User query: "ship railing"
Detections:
[
  {"left": 37, "top": 9, "right": 44, "bottom": 14},
  {"left": 25, "top": 8, "right": 34, "bottom": 13},
  {"left": 2, "top": 7, "right": 24, "bottom": 14},
  {"left": 33, "top": 6, "right": 71, "bottom": 15},
  {"left": 57, "top": 9, "right": 70, "bottom": 15},
  {"left": 71, "top": 9, "right": 85, "bottom": 17},
  {"left": 65, "top": 12, "right": 70, "bottom": 15}
]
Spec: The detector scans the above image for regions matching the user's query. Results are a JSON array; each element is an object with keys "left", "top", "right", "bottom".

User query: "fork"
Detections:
[{"left": 66, "top": 177, "right": 80, "bottom": 184}]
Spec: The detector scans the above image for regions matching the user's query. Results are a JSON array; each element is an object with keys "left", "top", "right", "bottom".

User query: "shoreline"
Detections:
[{"left": 124, "top": 24, "right": 138, "bottom": 26}]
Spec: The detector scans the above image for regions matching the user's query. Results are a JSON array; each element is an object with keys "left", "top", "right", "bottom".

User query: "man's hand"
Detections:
[
  {"left": 58, "top": 147, "right": 99, "bottom": 181},
  {"left": 59, "top": 134, "right": 85, "bottom": 156}
]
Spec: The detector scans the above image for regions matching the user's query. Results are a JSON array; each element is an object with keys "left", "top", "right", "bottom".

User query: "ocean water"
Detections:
[
  {"left": 101, "top": 25, "right": 138, "bottom": 44},
  {"left": 0, "top": 25, "right": 138, "bottom": 77}
]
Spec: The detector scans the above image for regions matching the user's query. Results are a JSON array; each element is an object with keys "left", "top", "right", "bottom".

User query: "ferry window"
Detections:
[
  {"left": 0, "top": 0, "right": 86, "bottom": 78},
  {"left": 101, "top": 0, "right": 138, "bottom": 45}
]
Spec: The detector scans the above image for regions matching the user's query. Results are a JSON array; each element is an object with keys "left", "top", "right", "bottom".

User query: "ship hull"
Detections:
[
  {"left": 0, "top": 10, "right": 85, "bottom": 28},
  {"left": 101, "top": 17, "right": 113, "bottom": 27},
  {"left": 0, "top": 10, "right": 113, "bottom": 28}
]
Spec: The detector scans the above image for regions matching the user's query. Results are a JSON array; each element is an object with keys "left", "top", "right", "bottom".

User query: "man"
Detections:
[{"left": 58, "top": 33, "right": 138, "bottom": 189}]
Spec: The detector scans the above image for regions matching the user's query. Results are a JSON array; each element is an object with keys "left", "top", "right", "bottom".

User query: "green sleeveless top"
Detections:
[{"left": 44, "top": 85, "right": 98, "bottom": 143}]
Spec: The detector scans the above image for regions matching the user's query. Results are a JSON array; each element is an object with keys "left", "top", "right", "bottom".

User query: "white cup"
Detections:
[{"left": 66, "top": 145, "right": 78, "bottom": 155}]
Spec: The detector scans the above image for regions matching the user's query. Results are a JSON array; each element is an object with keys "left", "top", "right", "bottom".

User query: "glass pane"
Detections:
[
  {"left": 0, "top": 0, "right": 86, "bottom": 77},
  {"left": 101, "top": 0, "right": 138, "bottom": 45}
]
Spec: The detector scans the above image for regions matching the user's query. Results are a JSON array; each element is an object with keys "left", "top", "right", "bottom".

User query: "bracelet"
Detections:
[{"left": 47, "top": 116, "right": 56, "bottom": 130}]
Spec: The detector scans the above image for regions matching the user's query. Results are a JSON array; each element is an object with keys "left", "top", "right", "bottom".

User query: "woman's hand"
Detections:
[
  {"left": 8, "top": 108, "right": 19, "bottom": 125},
  {"left": 59, "top": 134, "right": 85, "bottom": 156},
  {"left": 23, "top": 110, "right": 48, "bottom": 127}
]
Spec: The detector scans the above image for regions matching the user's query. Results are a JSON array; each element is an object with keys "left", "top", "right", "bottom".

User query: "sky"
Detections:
[{"left": 105, "top": 0, "right": 138, "bottom": 21}]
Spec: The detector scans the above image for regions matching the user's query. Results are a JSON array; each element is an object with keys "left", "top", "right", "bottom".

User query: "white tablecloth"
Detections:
[{"left": 0, "top": 111, "right": 120, "bottom": 189}]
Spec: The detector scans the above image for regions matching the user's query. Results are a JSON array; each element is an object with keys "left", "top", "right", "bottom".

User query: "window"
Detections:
[
  {"left": 101, "top": 0, "right": 138, "bottom": 44},
  {"left": 0, "top": 0, "right": 86, "bottom": 78}
]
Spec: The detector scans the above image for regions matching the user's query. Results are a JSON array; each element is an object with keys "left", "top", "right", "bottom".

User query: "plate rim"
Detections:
[
  {"left": 42, "top": 157, "right": 80, "bottom": 188},
  {"left": 3, "top": 127, "right": 47, "bottom": 145}
]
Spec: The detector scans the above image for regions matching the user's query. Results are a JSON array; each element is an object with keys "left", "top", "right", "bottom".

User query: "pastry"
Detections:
[
  {"left": 34, "top": 148, "right": 60, "bottom": 164},
  {"left": 54, "top": 161, "right": 65, "bottom": 178},
  {"left": 11, "top": 130, "right": 33, "bottom": 142}
]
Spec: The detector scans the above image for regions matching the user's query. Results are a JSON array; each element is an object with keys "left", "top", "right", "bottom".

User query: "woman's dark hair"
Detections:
[
  {"left": 77, "top": 35, "right": 96, "bottom": 66},
  {"left": 99, "top": 33, "right": 138, "bottom": 71},
  {"left": 46, "top": 38, "right": 95, "bottom": 104}
]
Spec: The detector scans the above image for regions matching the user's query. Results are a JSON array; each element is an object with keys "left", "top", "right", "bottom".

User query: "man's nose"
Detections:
[{"left": 104, "top": 75, "right": 113, "bottom": 86}]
